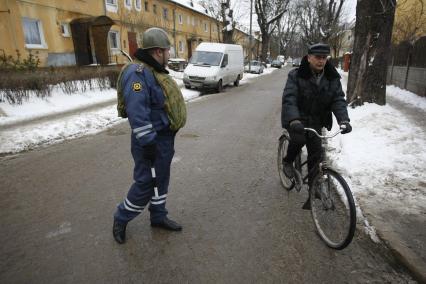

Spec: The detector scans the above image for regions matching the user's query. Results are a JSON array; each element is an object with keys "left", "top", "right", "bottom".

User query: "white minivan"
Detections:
[{"left": 183, "top": 42, "right": 244, "bottom": 92}]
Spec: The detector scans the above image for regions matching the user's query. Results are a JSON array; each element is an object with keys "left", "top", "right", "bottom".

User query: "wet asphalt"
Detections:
[{"left": 0, "top": 67, "right": 415, "bottom": 283}]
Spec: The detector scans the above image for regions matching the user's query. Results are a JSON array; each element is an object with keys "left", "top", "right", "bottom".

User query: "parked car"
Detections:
[
  {"left": 244, "top": 60, "right": 264, "bottom": 74},
  {"left": 292, "top": 58, "right": 302, "bottom": 67},
  {"left": 183, "top": 42, "right": 244, "bottom": 92},
  {"left": 168, "top": 58, "right": 187, "bottom": 72},
  {"left": 271, "top": 60, "right": 283, "bottom": 68}
]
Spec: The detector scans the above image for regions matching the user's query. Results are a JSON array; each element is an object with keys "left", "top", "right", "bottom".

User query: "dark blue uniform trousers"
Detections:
[{"left": 114, "top": 133, "right": 175, "bottom": 224}]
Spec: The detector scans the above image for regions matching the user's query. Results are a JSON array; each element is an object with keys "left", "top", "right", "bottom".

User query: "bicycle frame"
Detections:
[{"left": 294, "top": 128, "right": 343, "bottom": 189}]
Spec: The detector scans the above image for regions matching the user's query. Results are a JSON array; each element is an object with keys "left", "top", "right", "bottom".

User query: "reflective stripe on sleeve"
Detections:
[
  {"left": 135, "top": 129, "right": 153, "bottom": 139},
  {"left": 133, "top": 124, "right": 153, "bottom": 134}
]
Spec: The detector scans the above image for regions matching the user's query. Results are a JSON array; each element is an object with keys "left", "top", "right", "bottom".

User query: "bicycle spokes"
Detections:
[{"left": 310, "top": 170, "right": 356, "bottom": 249}]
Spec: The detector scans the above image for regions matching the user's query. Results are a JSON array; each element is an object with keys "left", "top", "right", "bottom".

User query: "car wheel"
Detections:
[
  {"left": 185, "top": 85, "right": 191, "bottom": 89},
  {"left": 234, "top": 75, "right": 240, "bottom": 86},
  {"left": 216, "top": 80, "right": 223, "bottom": 93}
]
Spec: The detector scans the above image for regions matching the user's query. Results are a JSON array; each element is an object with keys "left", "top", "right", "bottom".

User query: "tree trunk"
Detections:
[
  {"left": 261, "top": 33, "right": 270, "bottom": 61},
  {"left": 347, "top": 0, "right": 396, "bottom": 106}
]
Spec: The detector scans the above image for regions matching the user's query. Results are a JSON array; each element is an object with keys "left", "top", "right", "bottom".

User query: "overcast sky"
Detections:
[{"left": 225, "top": 0, "right": 357, "bottom": 32}]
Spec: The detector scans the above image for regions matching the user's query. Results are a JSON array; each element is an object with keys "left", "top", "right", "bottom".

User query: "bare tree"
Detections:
[
  {"left": 347, "top": 0, "right": 397, "bottom": 106},
  {"left": 298, "top": 0, "right": 345, "bottom": 44},
  {"left": 254, "top": 0, "right": 289, "bottom": 61},
  {"left": 328, "top": 23, "right": 347, "bottom": 58},
  {"left": 275, "top": 2, "right": 300, "bottom": 56},
  {"left": 199, "top": 0, "right": 223, "bottom": 42}
]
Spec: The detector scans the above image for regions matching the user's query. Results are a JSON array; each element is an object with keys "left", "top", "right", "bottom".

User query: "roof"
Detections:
[{"left": 169, "top": 0, "right": 210, "bottom": 17}]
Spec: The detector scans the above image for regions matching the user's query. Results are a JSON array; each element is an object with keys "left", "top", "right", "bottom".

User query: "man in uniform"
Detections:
[
  {"left": 281, "top": 43, "right": 352, "bottom": 209},
  {"left": 113, "top": 28, "right": 187, "bottom": 244}
]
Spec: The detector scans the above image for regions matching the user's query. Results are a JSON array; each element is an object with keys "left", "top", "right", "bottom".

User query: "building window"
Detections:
[
  {"left": 163, "top": 8, "right": 168, "bottom": 20},
  {"left": 153, "top": 4, "right": 157, "bottom": 14},
  {"left": 109, "top": 31, "right": 120, "bottom": 49},
  {"left": 192, "top": 16, "right": 195, "bottom": 26},
  {"left": 187, "top": 15, "right": 190, "bottom": 25},
  {"left": 144, "top": 1, "right": 149, "bottom": 11},
  {"left": 22, "top": 18, "right": 47, "bottom": 49},
  {"left": 106, "top": 0, "right": 118, "bottom": 12},
  {"left": 178, "top": 14, "right": 183, "bottom": 24},
  {"left": 135, "top": 0, "right": 141, "bottom": 11},
  {"left": 204, "top": 22, "right": 208, "bottom": 32},
  {"left": 60, "top": 23, "right": 71, "bottom": 37},
  {"left": 178, "top": 41, "right": 184, "bottom": 53},
  {"left": 124, "top": 0, "right": 131, "bottom": 9}
]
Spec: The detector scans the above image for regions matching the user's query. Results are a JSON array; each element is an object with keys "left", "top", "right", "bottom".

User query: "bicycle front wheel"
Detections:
[
  {"left": 310, "top": 168, "right": 356, "bottom": 250},
  {"left": 277, "top": 134, "right": 295, "bottom": 191}
]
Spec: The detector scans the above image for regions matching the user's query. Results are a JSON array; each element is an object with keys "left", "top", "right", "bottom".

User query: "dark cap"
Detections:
[{"left": 308, "top": 43, "right": 330, "bottom": 55}]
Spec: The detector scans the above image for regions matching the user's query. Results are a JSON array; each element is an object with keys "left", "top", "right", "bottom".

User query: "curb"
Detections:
[
  {"left": 375, "top": 227, "right": 426, "bottom": 283},
  {"left": 0, "top": 98, "right": 116, "bottom": 131}
]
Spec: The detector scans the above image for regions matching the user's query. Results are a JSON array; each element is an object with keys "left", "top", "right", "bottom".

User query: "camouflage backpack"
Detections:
[
  {"left": 116, "top": 63, "right": 136, "bottom": 118},
  {"left": 149, "top": 66, "right": 187, "bottom": 131}
]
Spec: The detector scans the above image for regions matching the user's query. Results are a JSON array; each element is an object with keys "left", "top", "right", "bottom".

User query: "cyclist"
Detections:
[{"left": 281, "top": 43, "right": 352, "bottom": 209}]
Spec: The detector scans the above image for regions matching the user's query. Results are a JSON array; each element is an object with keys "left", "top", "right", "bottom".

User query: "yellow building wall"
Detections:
[
  {"left": 1, "top": 0, "right": 254, "bottom": 66},
  {"left": 106, "top": 0, "right": 222, "bottom": 63},
  {"left": 392, "top": 0, "right": 426, "bottom": 43},
  {"left": 1, "top": 0, "right": 103, "bottom": 66}
]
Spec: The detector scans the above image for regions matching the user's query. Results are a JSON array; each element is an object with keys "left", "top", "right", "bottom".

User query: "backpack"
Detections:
[{"left": 116, "top": 63, "right": 137, "bottom": 118}]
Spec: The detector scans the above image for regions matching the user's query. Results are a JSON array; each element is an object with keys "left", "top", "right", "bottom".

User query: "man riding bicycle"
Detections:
[{"left": 281, "top": 43, "right": 352, "bottom": 209}]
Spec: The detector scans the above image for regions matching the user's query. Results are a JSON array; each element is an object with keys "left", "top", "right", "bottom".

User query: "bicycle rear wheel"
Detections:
[
  {"left": 310, "top": 168, "right": 356, "bottom": 250},
  {"left": 277, "top": 133, "right": 295, "bottom": 191}
]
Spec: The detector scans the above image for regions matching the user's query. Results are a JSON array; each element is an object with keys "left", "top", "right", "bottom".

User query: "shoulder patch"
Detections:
[{"left": 132, "top": 82, "right": 142, "bottom": 92}]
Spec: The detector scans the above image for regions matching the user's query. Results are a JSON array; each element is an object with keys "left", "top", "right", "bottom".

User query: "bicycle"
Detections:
[{"left": 277, "top": 127, "right": 356, "bottom": 250}]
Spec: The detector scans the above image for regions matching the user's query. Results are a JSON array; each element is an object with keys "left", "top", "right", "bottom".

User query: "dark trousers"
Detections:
[
  {"left": 114, "top": 133, "right": 175, "bottom": 224},
  {"left": 284, "top": 132, "right": 323, "bottom": 186}
]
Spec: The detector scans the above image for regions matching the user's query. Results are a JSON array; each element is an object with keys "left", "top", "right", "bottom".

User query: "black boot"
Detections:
[
  {"left": 283, "top": 161, "right": 295, "bottom": 178},
  {"left": 113, "top": 219, "right": 127, "bottom": 244},
  {"left": 151, "top": 217, "right": 182, "bottom": 231}
]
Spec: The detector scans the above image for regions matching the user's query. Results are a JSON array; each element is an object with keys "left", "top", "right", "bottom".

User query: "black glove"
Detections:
[
  {"left": 339, "top": 121, "right": 352, "bottom": 134},
  {"left": 289, "top": 120, "right": 306, "bottom": 145},
  {"left": 142, "top": 144, "right": 157, "bottom": 162}
]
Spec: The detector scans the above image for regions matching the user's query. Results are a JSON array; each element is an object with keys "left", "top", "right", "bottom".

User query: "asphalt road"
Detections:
[{"left": 0, "top": 67, "right": 415, "bottom": 283}]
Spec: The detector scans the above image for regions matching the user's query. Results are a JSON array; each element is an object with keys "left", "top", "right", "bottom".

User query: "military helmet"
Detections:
[{"left": 142, "top": 27, "right": 171, "bottom": 50}]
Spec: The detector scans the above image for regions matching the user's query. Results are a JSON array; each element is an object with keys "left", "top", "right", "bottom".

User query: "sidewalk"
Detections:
[{"left": 335, "top": 70, "right": 426, "bottom": 283}]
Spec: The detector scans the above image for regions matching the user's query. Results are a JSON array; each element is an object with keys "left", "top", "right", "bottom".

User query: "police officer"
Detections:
[
  {"left": 281, "top": 43, "right": 352, "bottom": 209},
  {"left": 113, "top": 28, "right": 187, "bottom": 244}
]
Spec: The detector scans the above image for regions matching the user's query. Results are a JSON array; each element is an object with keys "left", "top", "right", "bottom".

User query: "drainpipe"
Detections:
[{"left": 173, "top": 8, "right": 177, "bottom": 58}]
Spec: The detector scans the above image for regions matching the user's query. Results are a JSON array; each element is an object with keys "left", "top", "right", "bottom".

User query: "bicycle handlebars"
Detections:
[{"left": 304, "top": 128, "right": 343, "bottom": 139}]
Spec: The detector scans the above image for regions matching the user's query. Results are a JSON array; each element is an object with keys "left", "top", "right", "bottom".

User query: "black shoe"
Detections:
[
  {"left": 151, "top": 217, "right": 182, "bottom": 231},
  {"left": 302, "top": 198, "right": 311, "bottom": 210},
  {"left": 283, "top": 161, "right": 295, "bottom": 178},
  {"left": 113, "top": 219, "right": 127, "bottom": 244}
]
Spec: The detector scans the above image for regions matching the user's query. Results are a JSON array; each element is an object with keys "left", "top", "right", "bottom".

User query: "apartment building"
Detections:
[{"left": 0, "top": 0, "right": 259, "bottom": 67}]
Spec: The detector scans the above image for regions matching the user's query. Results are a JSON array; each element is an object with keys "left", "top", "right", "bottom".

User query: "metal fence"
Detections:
[{"left": 387, "top": 36, "right": 426, "bottom": 97}]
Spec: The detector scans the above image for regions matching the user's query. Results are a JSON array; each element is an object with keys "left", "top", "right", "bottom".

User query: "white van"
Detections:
[{"left": 183, "top": 42, "right": 244, "bottom": 92}]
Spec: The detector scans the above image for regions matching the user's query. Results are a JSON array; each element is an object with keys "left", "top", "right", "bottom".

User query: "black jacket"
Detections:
[{"left": 281, "top": 56, "right": 349, "bottom": 130}]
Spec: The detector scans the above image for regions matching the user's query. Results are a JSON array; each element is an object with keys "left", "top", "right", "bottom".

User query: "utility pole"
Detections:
[{"left": 248, "top": 0, "right": 253, "bottom": 71}]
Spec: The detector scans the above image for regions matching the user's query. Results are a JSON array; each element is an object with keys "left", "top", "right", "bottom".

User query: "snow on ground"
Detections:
[
  {"left": 0, "top": 105, "right": 122, "bottom": 154},
  {"left": 387, "top": 85, "right": 426, "bottom": 110},
  {"left": 329, "top": 70, "right": 426, "bottom": 225},
  {"left": 0, "top": 85, "right": 117, "bottom": 126},
  {"left": 0, "top": 67, "right": 279, "bottom": 154}
]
